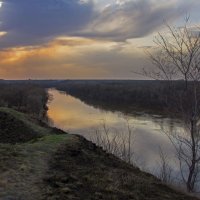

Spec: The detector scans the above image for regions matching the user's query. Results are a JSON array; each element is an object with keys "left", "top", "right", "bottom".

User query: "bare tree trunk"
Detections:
[{"left": 187, "top": 118, "right": 198, "bottom": 192}]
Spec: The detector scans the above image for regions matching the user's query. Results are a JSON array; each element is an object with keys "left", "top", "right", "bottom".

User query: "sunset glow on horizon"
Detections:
[{"left": 0, "top": 0, "right": 200, "bottom": 79}]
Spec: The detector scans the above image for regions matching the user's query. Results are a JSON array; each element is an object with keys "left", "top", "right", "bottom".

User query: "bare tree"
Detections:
[
  {"left": 145, "top": 18, "right": 200, "bottom": 192},
  {"left": 157, "top": 146, "right": 173, "bottom": 184},
  {"left": 91, "top": 119, "right": 135, "bottom": 164}
]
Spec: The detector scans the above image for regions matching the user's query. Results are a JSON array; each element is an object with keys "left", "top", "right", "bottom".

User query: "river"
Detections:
[{"left": 47, "top": 88, "right": 183, "bottom": 176}]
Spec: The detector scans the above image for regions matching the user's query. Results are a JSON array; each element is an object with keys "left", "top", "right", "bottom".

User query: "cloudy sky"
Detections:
[{"left": 0, "top": 0, "right": 200, "bottom": 79}]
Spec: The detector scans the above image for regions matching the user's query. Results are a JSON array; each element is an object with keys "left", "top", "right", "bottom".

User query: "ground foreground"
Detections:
[{"left": 0, "top": 108, "right": 198, "bottom": 200}]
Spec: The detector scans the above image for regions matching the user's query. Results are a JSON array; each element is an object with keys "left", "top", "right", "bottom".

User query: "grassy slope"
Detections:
[{"left": 0, "top": 108, "right": 198, "bottom": 200}]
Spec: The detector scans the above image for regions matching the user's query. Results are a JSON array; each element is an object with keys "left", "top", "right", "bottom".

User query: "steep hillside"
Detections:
[
  {"left": 0, "top": 108, "right": 198, "bottom": 200},
  {"left": 0, "top": 107, "right": 51, "bottom": 144}
]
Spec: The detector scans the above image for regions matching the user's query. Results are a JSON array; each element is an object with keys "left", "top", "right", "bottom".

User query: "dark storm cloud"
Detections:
[
  {"left": 0, "top": 0, "right": 198, "bottom": 48},
  {"left": 0, "top": 0, "right": 94, "bottom": 47}
]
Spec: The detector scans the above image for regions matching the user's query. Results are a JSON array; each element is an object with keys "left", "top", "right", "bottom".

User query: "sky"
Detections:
[{"left": 0, "top": 0, "right": 200, "bottom": 80}]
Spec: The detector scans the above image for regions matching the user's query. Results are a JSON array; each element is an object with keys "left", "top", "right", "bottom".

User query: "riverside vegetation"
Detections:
[{"left": 0, "top": 82, "right": 199, "bottom": 199}]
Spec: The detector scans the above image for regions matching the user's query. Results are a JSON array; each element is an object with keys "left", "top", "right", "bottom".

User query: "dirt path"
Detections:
[
  {"left": 0, "top": 133, "right": 199, "bottom": 200},
  {"left": 0, "top": 134, "right": 70, "bottom": 200}
]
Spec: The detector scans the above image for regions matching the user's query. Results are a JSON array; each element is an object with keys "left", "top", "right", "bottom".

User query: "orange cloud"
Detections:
[
  {"left": 0, "top": 36, "right": 149, "bottom": 80},
  {"left": 0, "top": 37, "right": 110, "bottom": 79}
]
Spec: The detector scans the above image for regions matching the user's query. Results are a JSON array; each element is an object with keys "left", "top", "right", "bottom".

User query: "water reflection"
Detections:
[{"left": 47, "top": 89, "right": 181, "bottom": 173}]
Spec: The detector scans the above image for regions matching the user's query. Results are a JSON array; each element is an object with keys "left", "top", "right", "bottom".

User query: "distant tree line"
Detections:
[
  {"left": 53, "top": 80, "right": 191, "bottom": 116},
  {"left": 0, "top": 83, "right": 49, "bottom": 119}
]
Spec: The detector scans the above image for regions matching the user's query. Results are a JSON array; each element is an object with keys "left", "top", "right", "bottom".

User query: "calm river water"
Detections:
[{"left": 47, "top": 89, "right": 183, "bottom": 175}]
